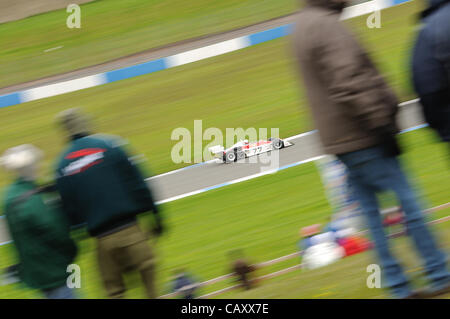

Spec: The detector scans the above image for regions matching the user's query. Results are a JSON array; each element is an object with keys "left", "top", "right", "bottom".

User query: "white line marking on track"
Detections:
[
  {"left": 399, "top": 98, "right": 420, "bottom": 107},
  {"left": 147, "top": 100, "right": 423, "bottom": 182},
  {"left": 165, "top": 36, "right": 251, "bottom": 68},
  {"left": 284, "top": 130, "right": 317, "bottom": 141},
  {"left": 20, "top": 74, "right": 107, "bottom": 102},
  {"left": 155, "top": 189, "right": 208, "bottom": 205},
  {"left": 44, "top": 46, "right": 63, "bottom": 53}
]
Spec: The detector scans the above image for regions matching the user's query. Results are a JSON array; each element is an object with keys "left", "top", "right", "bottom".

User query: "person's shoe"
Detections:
[
  {"left": 403, "top": 283, "right": 450, "bottom": 299},
  {"left": 424, "top": 282, "right": 450, "bottom": 298},
  {"left": 402, "top": 289, "right": 429, "bottom": 299}
]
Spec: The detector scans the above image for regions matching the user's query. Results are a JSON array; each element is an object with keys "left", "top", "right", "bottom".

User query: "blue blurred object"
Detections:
[
  {"left": 412, "top": 0, "right": 450, "bottom": 142},
  {"left": 172, "top": 272, "right": 199, "bottom": 299},
  {"left": 338, "top": 145, "right": 450, "bottom": 298}
]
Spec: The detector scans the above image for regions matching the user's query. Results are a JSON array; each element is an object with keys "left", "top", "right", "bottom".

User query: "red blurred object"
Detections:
[
  {"left": 383, "top": 211, "right": 405, "bottom": 226},
  {"left": 338, "top": 236, "right": 372, "bottom": 256},
  {"left": 300, "top": 224, "right": 321, "bottom": 238}
]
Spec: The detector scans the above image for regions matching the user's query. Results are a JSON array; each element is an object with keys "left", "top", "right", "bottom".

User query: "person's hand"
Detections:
[
  {"left": 381, "top": 133, "right": 402, "bottom": 157},
  {"left": 152, "top": 222, "right": 164, "bottom": 237},
  {"left": 151, "top": 214, "right": 165, "bottom": 237},
  {"left": 376, "top": 125, "right": 401, "bottom": 157}
]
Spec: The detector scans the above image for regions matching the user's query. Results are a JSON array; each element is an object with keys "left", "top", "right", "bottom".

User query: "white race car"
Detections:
[{"left": 209, "top": 138, "right": 293, "bottom": 163}]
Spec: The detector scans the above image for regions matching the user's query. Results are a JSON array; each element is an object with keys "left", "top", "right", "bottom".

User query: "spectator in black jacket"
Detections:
[
  {"left": 412, "top": 0, "right": 450, "bottom": 143},
  {"left": 54, "top": 108, "right": 164, "bottom": 298}
]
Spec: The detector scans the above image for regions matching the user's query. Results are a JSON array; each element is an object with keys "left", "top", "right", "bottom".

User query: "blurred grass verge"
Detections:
[
  {"left": 0, "top": 0, "right": 298, "bottom": 88},
  {"left": 217, "top": 221, "right": 450, "bottom": 299},
  {"left": 0, "top": 1, "right": 424, "bottom": 190},
  {"left": 0, "top": 129, "right": 448, "bottom": 298},
  {"left": 0, "top": 1, "right": 422, "bottom": 88}
]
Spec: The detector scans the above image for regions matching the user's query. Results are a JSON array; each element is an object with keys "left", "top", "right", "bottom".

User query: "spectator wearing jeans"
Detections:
[{"left": 292, "top": 0, "right": 450, "bottom": 298}]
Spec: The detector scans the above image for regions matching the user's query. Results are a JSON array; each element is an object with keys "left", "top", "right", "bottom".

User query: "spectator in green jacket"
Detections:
[
  {"left": 1, "top": 144, "right": 78, "bottom": 299},
  {"left": 54, "top": 108, "right": 164, "bottom": 299}
]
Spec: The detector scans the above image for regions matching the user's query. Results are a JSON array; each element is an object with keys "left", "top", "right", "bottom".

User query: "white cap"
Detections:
[{"left": 1, "top": 144, "right": 43, "bottom": 180}]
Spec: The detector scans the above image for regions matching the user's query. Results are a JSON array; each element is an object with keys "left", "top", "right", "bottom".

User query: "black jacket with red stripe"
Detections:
[{"left": 55, "top": 134, "right": 158, "bottom": 237}]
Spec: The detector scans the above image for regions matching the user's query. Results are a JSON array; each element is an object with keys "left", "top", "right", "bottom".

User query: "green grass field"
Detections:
[
  {"left": 218, "top": 222, "right": 450, "bottom": 299},
  {"left": 0, "top": 129, "right": 448, "bottom": 298},
  {"left": 1, "top": 0, "right": 448, "bottom": 299},
  {"left": 0, "top": 1, "right": 424, "bottom": 192},
  {"left": 0, "top": 0, "right": 299, "bottom": 87}
]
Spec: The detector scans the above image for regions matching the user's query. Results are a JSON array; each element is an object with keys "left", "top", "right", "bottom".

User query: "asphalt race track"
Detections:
[
  {"left": 149, "top": 100, "right": 425, "bottom": 202},
  {"left": 0, "top": 100, "right": 427, "bottom": 245}
]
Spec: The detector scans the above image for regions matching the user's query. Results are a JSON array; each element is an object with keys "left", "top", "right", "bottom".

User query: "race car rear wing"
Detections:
[{"left": 208, "top": 145, "right": 224, "bottom": 155}]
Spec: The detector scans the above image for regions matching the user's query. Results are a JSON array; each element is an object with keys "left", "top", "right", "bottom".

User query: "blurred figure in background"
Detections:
[
  {"left": 298, "top": 224, "right": 321, "bottom": 252},
  {"left": 1, "top": 145, "right": 77, "bottom": 299},
  {"left": 293, "top": 0, "right": 449, "bottom": 298},
  {"left": 298, "top": 224, "right": 345, "bottom": 270},
  {"left": 412, "top": 0, "right": 450, "bottom": 144},
  {"left": 54, "top": 108, "right": 164, "bottom": 299},
  {"left": 171, "top": 268, "right": 200, "bottom": 299},
  {"left": 228, "top": 250, "right": 257, "bottom": 290}
]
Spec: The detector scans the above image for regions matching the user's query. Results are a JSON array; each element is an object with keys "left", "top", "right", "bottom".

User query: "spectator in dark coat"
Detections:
[
  {"left": 54, "top": 108, "right": 164, "bottom": 299},
  {"left": 228, "top": 250, "right": 257, "bottom": 290},
  {"left": 293, "top": 0, "right": 450, "bottom": 298},
  {"left": 412, "top": 0, "right": 450, "bottom": 143}
]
